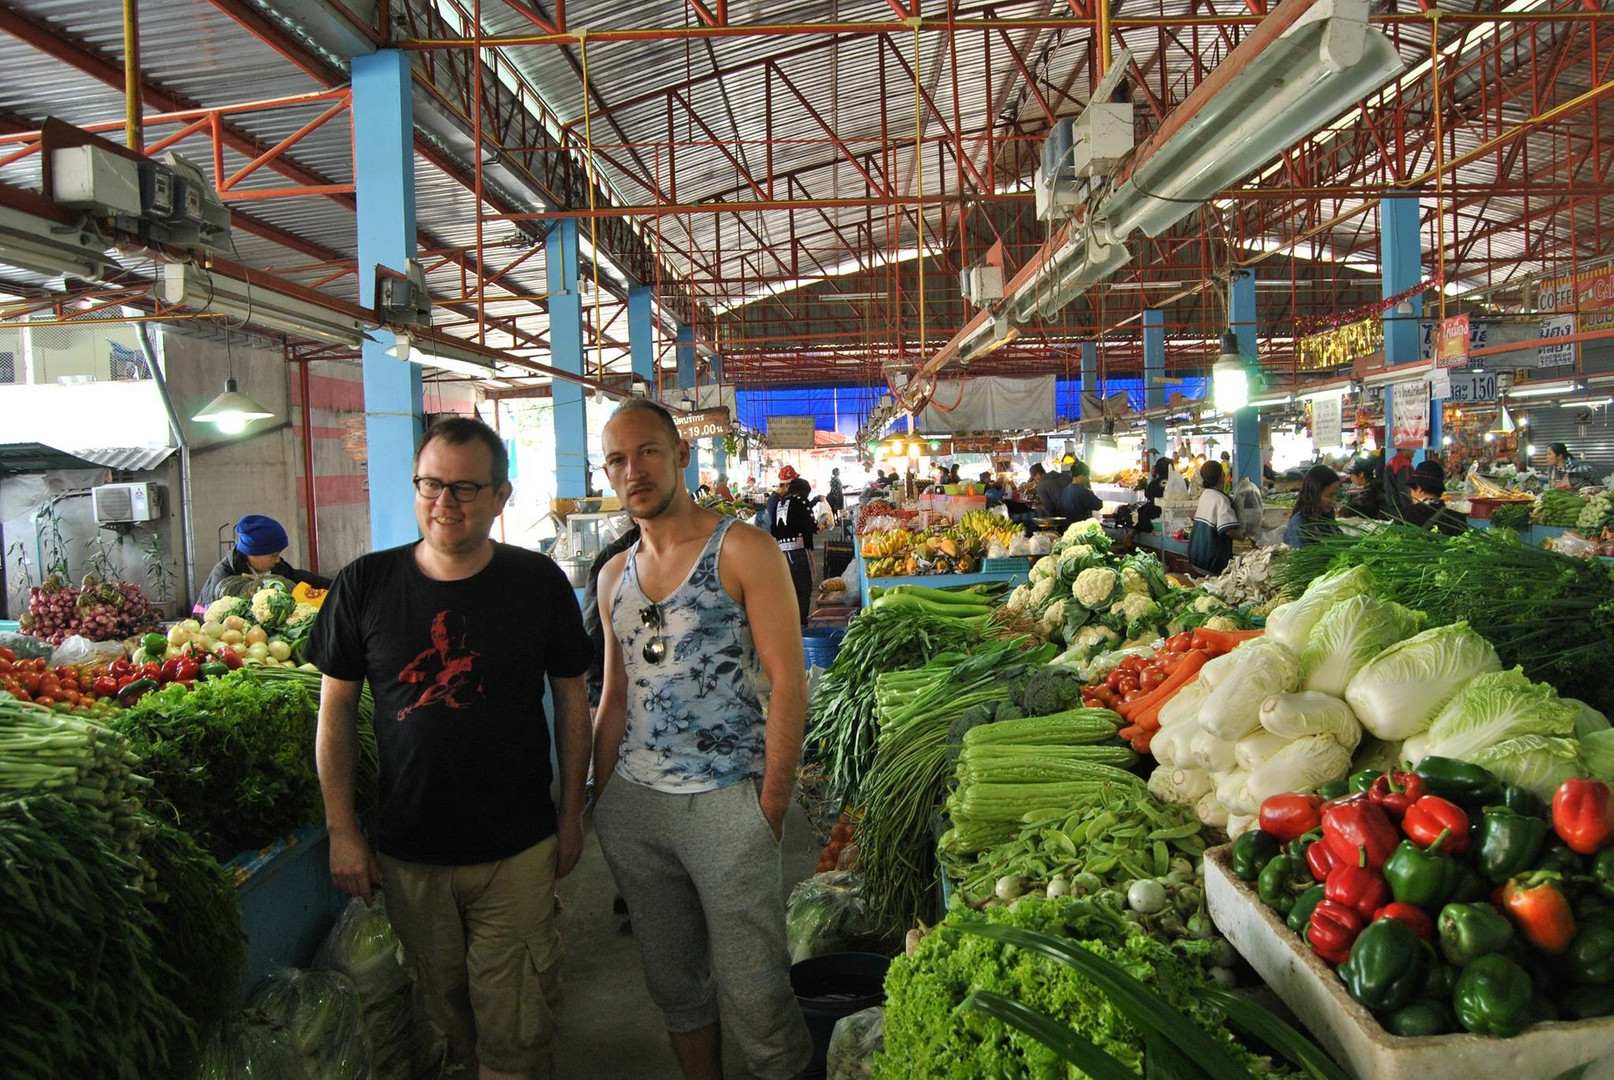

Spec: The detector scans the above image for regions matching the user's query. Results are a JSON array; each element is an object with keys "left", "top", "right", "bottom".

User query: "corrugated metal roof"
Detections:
[{"left": 0, "top": 442, "right": 174, "bottom": 475}]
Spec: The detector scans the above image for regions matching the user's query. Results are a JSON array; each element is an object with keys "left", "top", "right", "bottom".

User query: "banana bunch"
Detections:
[{"left": 860, "top": 529, "right": 913, "bottom": 559}]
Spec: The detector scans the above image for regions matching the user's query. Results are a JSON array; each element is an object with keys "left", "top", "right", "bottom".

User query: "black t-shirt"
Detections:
[{"left": 306, "top": 542, "right": 592, "bottom": 865}]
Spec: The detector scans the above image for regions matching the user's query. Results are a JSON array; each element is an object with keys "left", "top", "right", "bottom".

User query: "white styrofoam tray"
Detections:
[{"left": 1204, "top": 844, "right": 1614, "bottom": 1080}]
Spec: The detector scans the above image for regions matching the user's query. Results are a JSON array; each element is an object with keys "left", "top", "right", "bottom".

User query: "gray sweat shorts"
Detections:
[{"left": 593, "top": 776, "right": 812, "bottom": 1080}]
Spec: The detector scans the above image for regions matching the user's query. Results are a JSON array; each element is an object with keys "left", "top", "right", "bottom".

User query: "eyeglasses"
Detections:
[
  {"left": 639, "top": 604, "right": 667, "bottom": 665},
  {"left": 413, "top": 476, "right": 491, "bottom": 503}
]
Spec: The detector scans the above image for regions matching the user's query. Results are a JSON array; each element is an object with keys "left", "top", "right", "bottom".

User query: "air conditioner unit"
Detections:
[{"left": 92, "top": 482, "right": 164, "bottom": 524}]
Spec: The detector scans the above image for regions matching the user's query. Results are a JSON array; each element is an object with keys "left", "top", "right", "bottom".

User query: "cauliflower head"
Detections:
[
  {"left": 1037, "top": 598, "right": 1071, "bottom": 638},
  {"left": 1121, "top": 566, "right": 1150, "bottom": 597},
  {"left": 1204, "top": 615, "right": 1242, "bottom": 632},
  {"left": 1072, "top": 566, "right": 1121, "bottom": 609},
  {"left": 1029, "top": 576, "right": 1059, "bottom": 609},
  {"left": 1192, "top": 594, "right": 1225, "bottom": 615},
  {"left": 250, "top": 586, "right": 296, "bottom": 630},
  {"left": 1030, "top": 555, "right": 1058, "bottom": 582},
  {"left": 1072, "top": 624, "right": 1120, "bottom": 652},
  {"left": 204, "top": 596, "right": 252, "bottom": 624},
  {"left": 1005, "top": 583, "right": 1035, "bottom": 613},
  {"left": 1062, "top": 519, "right": 1104, "bottom": 544},
  {"left": 285, "top": 602, "right": 319, "bottom": 629},
  {"left": 1109, "top": 592, "right": 1155, "bottom": 625}
]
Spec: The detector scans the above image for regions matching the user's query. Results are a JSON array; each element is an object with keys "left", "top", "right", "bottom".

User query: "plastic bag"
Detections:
[
  {"left": 1231, "top": 478, "right": 1264, "bottom": 541},
  {"left": 0, "top": 630, "right": 53, "bottom": 660},
  {"left": 248, "top": 969, "right": 374, "bottom": 1080},
  {"left": 314, "top": 895, "right": 443, "bottom": 1080},
  {"left": 49, "top": 634, "right": 127, "bottom": 667},
  {"left": 785, "top": 871, "right": 875, "bottom": 963},
  {"left": 196, "top": 1018, "right": 312, "bottom": 1080},
  {"left": 1164, "top": 469, "right": 1190, "bottom": 502},
  {"left": 827, "top": 1006, "right": 884, "bottom": 1080}
]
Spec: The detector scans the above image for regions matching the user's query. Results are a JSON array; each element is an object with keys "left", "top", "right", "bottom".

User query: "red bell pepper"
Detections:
[
  {"left": 1373, "top": 901, "right": 1435, "bottom": 942},
  {"left": 216, "top": 648, "right": 244, "bottom": 671},
  {"left": 159, "top": 657, "right": 184, "bottom": 684},
  {"left": 1401, "top": 795, "right": 1471, "bottom": 855},
  {"left": 1259, "top": 793, "right": 1325, "bottom": 843},
  {"left": 1305, "top": 838, "right": 1339, "bottom": 881},
  {"left": 173, "top": 655, "right": 201, "bottom": 683},
  {"left": 1307, "top": 900, "right": 1364, "bottom": 965},
  {"left": 1552, "top": 779, "right": 1614, "bottom": 855},
  {"left": 1322, "top": 797, "right": 1400, "bottom": 871},
  {"left": 1501, "top": 871, "right": 1577, "bottom": 954},
  {"left": 108, "top": 658, "right": 133, "bottom": 679},
  {"left": 1368, "top": 769, "right": 1428, "bottom": 820},
  {"left": 1325, "top": 846, "right": 1390, "bottom": 921}
]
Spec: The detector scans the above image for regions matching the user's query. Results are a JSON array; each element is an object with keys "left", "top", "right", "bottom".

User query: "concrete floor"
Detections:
[{"left": 550, "top": 798, "right": 822, "bottom": 1079}]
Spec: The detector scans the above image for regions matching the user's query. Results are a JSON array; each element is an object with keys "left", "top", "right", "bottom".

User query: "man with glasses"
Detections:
[
  {"left": 591, "top": 397, "right": 812, "bottom": 1080},
  {"left": 308, "top": 416, "right": 592, "bottom": 1080}
]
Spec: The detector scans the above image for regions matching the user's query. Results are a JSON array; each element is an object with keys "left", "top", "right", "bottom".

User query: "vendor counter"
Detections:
[{"left": 855, "top": 552, "right": 1028, "bottom": 607}]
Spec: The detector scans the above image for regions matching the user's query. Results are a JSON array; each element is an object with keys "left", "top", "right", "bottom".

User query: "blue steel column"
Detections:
[
  {"left": 627, "top": 285, "right": 655, "bottom": 387},
  {"left": 1143, "top": 309, "right": 1166, "bottom": 462},
  {"left": 353, "top": 51, "right": 423, "bottom": 551},
  {"left": 709, "top": 352, "right": 727, "bottom": 479},
  {"left": 1381, "top": 194, "right": 1433, "bottom": 457},
  {"left": 675, "top": 325, "right": 698, "bottom": 490},
  {"left": 545, "top": 220, "right": 588, "bottom": 497},
  {"left": 1080, "top": 341, "right": 1097, "bottom": 462},
  {"left": 1229, "top": 271, "right": 1261, "bottom": 488}
]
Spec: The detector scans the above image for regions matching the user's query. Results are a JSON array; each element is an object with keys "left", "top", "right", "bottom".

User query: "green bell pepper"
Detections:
[
  {"left": 1384, "top": 833, "right": 1459, "bottom": 908},
  {"left": 1339, "top": 916, "right": 1429, "bottom": 1012},
  {"left": 1474, "top": 806, "right": 1549, "bottom": 885},
  {"left": 1316, "top": 779, "right": 1349, "bottom": 801},
  {"left": 1258, "top": 850, "right": 1311, "bottom": 916},
  {"left": 1565, "top": 922, "right": 1614, "bottom": 985},
  {"left": 1558, "top": 983, "right": 1614, "bottom": 1020},
  {"left": 1447, "top": 863, "right": 1487, "bottom": 904},
  {"left": 1438, "top": 902, "right": 1515, "bottom": 967},
  {"left": 1414, "top": 756, "right": 1504, "bottom": 811},
  {"left": 1382, "top": 998, "right": 1456, "bottom": 1037},
  {"left": 1534, "top": 842, "right": 1584, "bottom": 880},
  {"left": 1576, "top": 893, "right": 1614, "bottom": 931},
  {"left": 1421, "top": 960, "right": 1458, "bottom": 1002},
  {"left": 1288, "top": 884, "right": 1326, "bottom": 934},
  {"left": 1231, "top": 828, "right": 1283, "bottom": 882},
  {"left": 1501, "top": 783, "right": 1548, "bottom": 820},
  {"left": 1453, "top": 953, "right": 1533, "bottom": 1037},
  {"left": 1349, "top": 768, "right": 1384, "bottom": 794},
  {"left": 1592, "top": 848, "right": 1614, "bottom": 901}
]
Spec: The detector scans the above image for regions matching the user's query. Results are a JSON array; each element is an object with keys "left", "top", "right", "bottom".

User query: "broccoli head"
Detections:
[
  {"left": 947, "top": 702, "right": 999, "bottom": 746},
  {"left": 997, "top": 664, "right": 1039, "bottom": 705},
  {"left": 1019, "top": 667, "right": 1087, "bottom": 716}
]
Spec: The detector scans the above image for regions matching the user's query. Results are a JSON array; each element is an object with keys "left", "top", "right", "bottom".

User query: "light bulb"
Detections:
[{"left": 215, "top": 414, "right": 248, "bottom": 434}]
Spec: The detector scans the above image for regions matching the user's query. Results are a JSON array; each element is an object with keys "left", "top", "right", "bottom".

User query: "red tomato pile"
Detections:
[{"left": 0, "top": 644, "right": 243, "bottom": 714}]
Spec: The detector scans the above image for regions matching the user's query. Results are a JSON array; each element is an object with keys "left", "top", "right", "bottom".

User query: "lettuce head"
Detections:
[
  {"left": 1343, "top": 621, "right": 1501, "bottom": 740},
  {"left": 1266, "top": 564, "right": 1375, "bottom": 652},
  {"left": 1298, "top": 594, "right": 1426, "bottom": 698},
  {"left": 1468, "top": 734, "right": 1583, "bottom": 801},
  {"left": 1421, "top": 667, "right": 1582, "bottom": 765}
]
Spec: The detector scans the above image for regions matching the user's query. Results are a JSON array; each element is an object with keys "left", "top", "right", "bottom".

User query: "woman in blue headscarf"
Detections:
[{"left": 195, "top": 514, "right": 332, "bottom": 609}]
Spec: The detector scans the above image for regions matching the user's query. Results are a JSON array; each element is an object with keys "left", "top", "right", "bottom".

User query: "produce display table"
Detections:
[
  {"left": 1092, "top": 483, "right": 1144, "bottom": 504},
  {"left": 228, "top": 825, "right": 349, "bottom": 997},
  {"left": 855, "top": 552, "right": 1027, "bottom": 608}
]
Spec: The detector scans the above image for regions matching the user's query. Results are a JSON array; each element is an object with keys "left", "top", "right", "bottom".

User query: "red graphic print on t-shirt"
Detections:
[{"left": 396, "top": 610, "right": 483, "bottom": 720}]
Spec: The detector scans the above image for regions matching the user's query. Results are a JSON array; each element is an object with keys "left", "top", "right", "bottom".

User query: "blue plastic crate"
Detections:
[{"left": 229, "top": 825, "right": 349, "bottom": 997}]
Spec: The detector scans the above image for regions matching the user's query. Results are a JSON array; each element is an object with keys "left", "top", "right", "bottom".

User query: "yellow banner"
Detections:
[
  {"left": 1297, "top": 317, "right": 1383, "bottom": 372},
  {"left": 1539, "top": 266, "right": 1614, "bottom": 331}
]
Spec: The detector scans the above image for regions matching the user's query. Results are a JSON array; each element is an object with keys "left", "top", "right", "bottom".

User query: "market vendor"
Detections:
[
  {"left": 1187, "top": 460, "right": 1245, "bottom": 574},
  {"left": 1402, "top": 461, "right": 1467, "bottom": 536},
  {"left": 1282, "top": 464, "right": 1343, "bottom": 547},
  {"left": 1057, "top": 461, "right": 1104, "bottom": 523},
  {"left": 196, "top": 514, "right": 331, "bottom": 609},
  {"left": 771, "top": 470, "right": 817, "bottom": 624},
  {"left": 1545, "top": 442, "right": 1596, "bottom": 490}
]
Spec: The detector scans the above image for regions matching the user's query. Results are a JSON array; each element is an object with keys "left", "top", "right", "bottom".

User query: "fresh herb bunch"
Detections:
[
  {"left": 0, "top": 794, "right": 190, "bottom": 1079},
  {"left": 1273, "top": 525, "right": 1614, "bottom": 710},
  {"left": 110, "top": 670, "right": 321, "bottom": 858},
  {"left": 874, "top": 894, "right": 1291, "bottom": 1079},
  {"left": 1487, "top": 501, "right": 1532, "bottom": 531}
]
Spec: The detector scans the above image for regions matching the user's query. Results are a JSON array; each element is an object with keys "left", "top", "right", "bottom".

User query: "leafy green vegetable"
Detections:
[
  {"left": 110, "top": 671, "right": 321, "bottom": 858},
  {"left": 1468, "top": 733, "right": 1583, "bottom": 801},
  {"left": 1265, "top": 565, "right": 1374, "bottom": 652},
  {"left": 1420, "top": 667, "right": 1581, "bottom": 765},
  {"left": 1298, "top": 593, "right": 1425, "bottom": 698},
  {"left": 1581, "top": 729, "right": 1614, "bottom": 782},
  {"left": 1343, "top": 621, "right": 1501, "bottom": 742}
]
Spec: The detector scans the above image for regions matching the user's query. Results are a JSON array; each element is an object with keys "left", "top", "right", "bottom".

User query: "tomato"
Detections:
[
  {"left": 92, "top": 675, "right": 118, "bottom": 697},
  {"left": 1140, "top": 668, "right": 1165, "bottom": 692},
  {"left": 1117, "top": 676, "right": 1141, "bottom": 696},
  {"left": 1164, "top": 632, "right": 1192, "bottom": 653},
  {"left": 0, "top": 646, "right": 14, "bottom": 662},
  {"left": 109, "top": 658, "right": 134, "bottom": 679},
  {"left": 1121, "top": 690, "right": 1144, "bottom": 704},
  {"left": 15, "top": 671, "right": 40, "bottom": 694},
  {"left": 38, "top": 676, "right": 60, "bottom": 699},
  {"left": 1105, "top": 669, "right": 1125, "bottom": 691}
]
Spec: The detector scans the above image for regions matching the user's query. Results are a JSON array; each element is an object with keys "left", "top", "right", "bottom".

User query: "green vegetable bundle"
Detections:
[
  {"left": 1532, "top": 489, "right": 1588, "bottom": 528},
  {"left": 0, "top": 794, "right": 190, "bottom": 1079},
  {"left": 1274, "top": 525, "right": 1614, "bottom": 710},
  {"left": 1578, "top": 490, "right": 1614, "bottom": 534},
  {"left": 807, "top": 599, "right": 1016, "bottom": 806},
  {"left": 1487, "top": 501, "right": 1532, "bottom": 531},
  {"left": 873, "top": 895, "right": 1285, "bottom": 1080},
  {"left": 110, "top": 670, "right": 321, "bottom": 858}
]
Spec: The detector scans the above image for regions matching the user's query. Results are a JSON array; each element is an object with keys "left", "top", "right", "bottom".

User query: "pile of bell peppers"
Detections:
[{"left": 1231, "top": 759, "right": 1614, "bottom": 1039}]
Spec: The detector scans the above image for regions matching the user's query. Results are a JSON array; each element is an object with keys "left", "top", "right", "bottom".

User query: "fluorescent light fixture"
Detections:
[
  {"left": 192, "top": 376, "right": 274, "bottom": 434},
  {"left": 0, "top": 205, "right": 116, "bottom": 280},
  {"left": 160, "top": 263, "right": 364, "bottom": 347},
  {"left": 1094, "top": 0, "right": 1403, "bottom": 245},
  {"left": 387, "top": 331, "right": 497, "bottom": 378},
  {"left": 1008, "top": 224, "right": 1132, "bottom": 324},
  {"left": 1509, "top": 381, "right": 1583, "bottom": 399}
]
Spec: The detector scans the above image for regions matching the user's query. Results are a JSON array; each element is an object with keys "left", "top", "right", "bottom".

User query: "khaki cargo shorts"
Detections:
[{"left": 379, "top": 835, "right": 561, "bottom": 1075}]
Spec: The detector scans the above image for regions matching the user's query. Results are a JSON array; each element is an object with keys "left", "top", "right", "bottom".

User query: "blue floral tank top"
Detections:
[{"left": 608, "top": 517, "right": 767, "bottom": 792}]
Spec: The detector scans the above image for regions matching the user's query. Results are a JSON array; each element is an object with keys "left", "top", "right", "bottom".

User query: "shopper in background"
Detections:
[
  {"left": 772, "top": 474, "right": 817, "bottom": 625},
  {"left": 712, "top": 475, "right": 734, "bottom": 500},
  {"left": 1403, "top": 460, "right": 1466, "bottom": 536},
  {"left": 826, "top": 467, "right": 845, "bottom": 517},
  {"left": 196, "top": 513, "right": 331, "bottom": 609},
  {"left": 1341, "top": 457, "right": 1388, "bottom": 519},
  {"left": 1057, "top": 461, "right": 1105, "bottom": 523},
  {"left": 1136, "top": 457, "right": 1171, "bottom": 533},
  {"left": 308, "top": 417, "right": 591, "bottom": 1080},
  {"left": 1031, "top": 461, "right": 1070, "bottom": 517},
  {"left": 592, "top": 397, "right": 813, "bottom": 1080},
  {"left": 1283, "top": 464, "right": 1343, "bottom": 547},
  {"left": 1188, "top": 459, "right": 1244, "bottom": 574},
  {"left": 1546, "top": 442, "right": 1595, "bottom": 489}
]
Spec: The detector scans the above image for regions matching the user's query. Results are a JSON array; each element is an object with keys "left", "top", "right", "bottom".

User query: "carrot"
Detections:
[
  {"left": 1190, "top": 627, "right": 1266, "bottom": 653},
  {"left": 1133, "top": 729, "right": 1153, "bottom": 754},
  {"left": 1117, "top": 649, "right": 1210, "bottom": 720},
  {"left": 1118, "top": 723, "right": 1144, "bottom": 743}
]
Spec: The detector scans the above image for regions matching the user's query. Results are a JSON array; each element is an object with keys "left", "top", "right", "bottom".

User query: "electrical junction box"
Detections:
[
  {"left": 1069, "top": 103, "right": 1134, "bottom": 178},
  {"left": 51, "top": 145, "right": 144, "bottom": 217},
  {"left": 962, "top": 265, "right": 1003, "bottom": 308},
  {"left": 157, "top": 153, "right": 230, "bottom": 255},
  {"left": 92, "top": 482, "right": 164, "bottom": 525}
]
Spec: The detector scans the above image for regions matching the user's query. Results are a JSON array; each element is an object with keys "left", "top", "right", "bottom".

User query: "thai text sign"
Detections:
[
  {"left": 1435, "top": 314, "right": 1471, "bottom": 368},
  {"left": 766, "top": 415, "right": 818, "bottom": 449},
  {"left": 673, "top": 407, "right": 731, "bottom": 441},
  {"left": 1296, "top": 317, "right": 1383, "bottom": 372},
  {"left": 1391, "top": 380, "right": 1429, "bottom": 449}
]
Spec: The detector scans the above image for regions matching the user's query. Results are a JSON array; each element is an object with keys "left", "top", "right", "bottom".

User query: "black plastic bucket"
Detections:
[{"left": 790, "top": 951, "right": 890, "bottom": 1078}]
